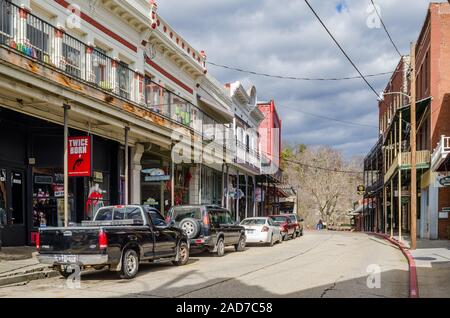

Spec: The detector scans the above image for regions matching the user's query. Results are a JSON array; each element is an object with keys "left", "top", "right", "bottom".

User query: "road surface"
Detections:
[{"left": 0, "top": 231, "right": 409, "bottom": 298}]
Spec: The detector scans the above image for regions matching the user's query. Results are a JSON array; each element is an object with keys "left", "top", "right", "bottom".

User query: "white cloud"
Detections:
[{"left": 158, "top": 0, "right": 439, "bottom": 157}]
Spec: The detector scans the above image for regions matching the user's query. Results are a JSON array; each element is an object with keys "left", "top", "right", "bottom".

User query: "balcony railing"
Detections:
[
  {"left": 431, "top": 135, "right": 450, "bottom": 171},
  {"left": 384, "top": 150, "right": 431, "bottom": 183},
  {"left": 0, "top": 0, "right": 263, "bottom": 165}
]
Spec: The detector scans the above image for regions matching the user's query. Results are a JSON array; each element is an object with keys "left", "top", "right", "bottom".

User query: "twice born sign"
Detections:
[{"left": 68, "top": 136, "right": 91, "bottom": 177}]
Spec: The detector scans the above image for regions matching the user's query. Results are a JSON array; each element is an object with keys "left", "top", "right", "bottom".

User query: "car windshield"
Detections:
[
  {"left": 241, "top": 219, "right": 266, "bottom": 226},
  {"left": 288, "top": 215, "right": 297, "bottom": 222},
  {"left": 171, "top": 207, "right": 202, "bottom": 222},
  {"left": 270, "top": 216, "right": 287, "bottom": 223}
]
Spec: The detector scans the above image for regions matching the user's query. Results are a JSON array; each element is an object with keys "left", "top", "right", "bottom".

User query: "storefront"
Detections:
[
  {"left": 0, "top": 108, "right": 123, "bottom": 246},
  {"left": 201, "top": 165, "right": 223, "bottom": 206}
]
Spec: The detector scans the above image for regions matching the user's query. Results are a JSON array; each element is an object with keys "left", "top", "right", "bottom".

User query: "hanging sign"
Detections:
[
  {"left": 439, "top": 176, "right": 450, "bottom": 187},
  {"left": 68, "top": 136, "right": 91, "bottom": 177}
]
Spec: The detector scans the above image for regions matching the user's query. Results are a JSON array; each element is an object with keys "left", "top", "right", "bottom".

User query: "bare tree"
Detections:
[{"left": 282, "top": 145, "right": 363, "bottom": 228}]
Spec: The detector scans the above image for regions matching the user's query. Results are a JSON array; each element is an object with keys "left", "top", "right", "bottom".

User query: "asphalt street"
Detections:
[{"left": 0, "top": 231, "right": 409, "bottom": 298}]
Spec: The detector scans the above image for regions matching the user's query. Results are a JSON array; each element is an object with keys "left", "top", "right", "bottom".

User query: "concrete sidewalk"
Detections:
[
  {"left": 0, "top": 247, "right": 57, "bottom": 287},
  {"left": 386, "top": 234, "right": 450, "bottom": 298}
]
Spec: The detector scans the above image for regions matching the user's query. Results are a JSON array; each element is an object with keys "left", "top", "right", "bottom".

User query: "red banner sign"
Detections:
[{"left": 68, "top": 136, "right": 91, "bottom": 177}]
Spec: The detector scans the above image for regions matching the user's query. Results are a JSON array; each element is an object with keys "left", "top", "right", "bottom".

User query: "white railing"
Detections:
[{"left": 431, "top": 135, "right": 450, "bottom": 171}]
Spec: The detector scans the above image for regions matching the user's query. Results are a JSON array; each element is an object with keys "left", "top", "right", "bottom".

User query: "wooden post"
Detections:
[
  {"left": 124, "top": 127, "right": 129, "bottom": 205},
  {"left": 390, "top": 178, "right": 394, "bottom": 238},
  {"left": 384, "top": 185, "right": 387, "bottom": 234},
  {"left": 410, "top": 42, "right": 417, "bottom": 250},
  {"left": 398, "top": 111, "right": 402, "bottom": 242}
]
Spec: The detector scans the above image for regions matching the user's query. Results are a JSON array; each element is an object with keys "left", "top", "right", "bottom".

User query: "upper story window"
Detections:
[
  {"left": 117, "top": 61, "right": 130, "bottom": 99},
  {"left": 0, "top": 1, "right": 12, "bottom": 41},
  {"left": 62, "top": 36, "right": 82, "bottom": 78}
]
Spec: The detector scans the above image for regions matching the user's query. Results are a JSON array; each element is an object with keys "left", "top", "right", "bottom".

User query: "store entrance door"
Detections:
[{"left": 0, "top": 168, "right": 26, "bottom": 246}]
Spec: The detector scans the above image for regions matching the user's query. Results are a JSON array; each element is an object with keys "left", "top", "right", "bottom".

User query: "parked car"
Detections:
[
  {"left": 36, "top": 205, "right": 189, "bottom": 279},
  {"left": 283, "top": 214, "right": 304, "bottom": 237},
  {"left": 167, "top": 205, "right": 246, "bottom": 257},
  {"left": 269, "top": 215, "right": 296, "bottom": 240},
  {"left": 240, "top": 217, "right": 282, "bottom": 246}
]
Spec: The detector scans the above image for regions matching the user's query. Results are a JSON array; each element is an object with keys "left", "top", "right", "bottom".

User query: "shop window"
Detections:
[
  {"left": 86, "top": 173, "right": 110, "bottom": 220},
  {"left": 32, "top": 168, "right": 74, "bottom": 228},
  {"left": 0, "top": 169, "right": 6, "bottom": 226}
]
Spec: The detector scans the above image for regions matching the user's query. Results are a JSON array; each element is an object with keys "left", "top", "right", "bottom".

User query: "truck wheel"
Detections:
[
  {"left": 172, "top": 241, "right": 189, "bottom": 266},
  {"left": 118, "top": 249, "right": 139, "bottom": 279},
  {"left": 234, "top": 235, "right": 246, "bottom": 252},
  {"left": 216, "top": 238, "right": 225, "bottom": 257},
  {"left": 57, "top": 265, "right": 76, "bottom": 278}
]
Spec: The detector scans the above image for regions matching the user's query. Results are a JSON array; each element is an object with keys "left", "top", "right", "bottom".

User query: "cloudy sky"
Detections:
[{"left": 158, "top": 0, "right": 442, "bottom": 158}]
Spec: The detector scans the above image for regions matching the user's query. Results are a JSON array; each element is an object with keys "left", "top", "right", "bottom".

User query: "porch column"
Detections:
[
  {"left": 245, "top": 174, "right": 248, "bottom": 219},
  {"left": 130, "top": 143, "right": 144, "bottom": 205},
  {"left": 398, "top": 111, "right": 402, "bottom": 242},
  {"left": 16, "top": 6, "right": 29, "bottom": 45},
  {"left": 85, "top": 45, "right": 94, "bottom": 82},
  {"left": 111, "top": 58, "right": 119, "bottom": 94},
  {"left": 390, "top": 178, "right": 394, "bottom": 238},
  {"left": 53, "top": 27, "right": 65, "bottom": 69},
  {"left": 63, "top": 104, "right": 70, "bottom": 227},
  {"left": 236, "top": 171, "right": 240, "bottom": 222},
  {"left": 124, "top": 127, "right": 129, "bottom": 205}
]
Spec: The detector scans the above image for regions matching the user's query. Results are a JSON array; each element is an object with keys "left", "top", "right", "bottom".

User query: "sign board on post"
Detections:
[{"left": 68, "top": 136, "right": 91, "bottom": 177}]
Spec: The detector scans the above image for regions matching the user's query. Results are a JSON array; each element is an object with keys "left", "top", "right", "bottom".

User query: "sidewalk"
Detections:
[
  {"left": 0, "top": 247, "right": 57, "bottom": 287},
  {"left": 386, "top": 234, "right": 450, "bottom": 298}
]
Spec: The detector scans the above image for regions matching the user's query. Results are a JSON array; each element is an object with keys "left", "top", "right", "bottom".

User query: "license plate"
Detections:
[
  {"left": 246, "top": 229, "right": 255, "bottom": 233},
  {"left": 55, "top": 254, "right": 78, "bottom": 264}
]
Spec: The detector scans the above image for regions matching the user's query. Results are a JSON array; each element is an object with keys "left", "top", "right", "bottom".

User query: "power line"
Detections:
[
  {"left": 283, "top": 158, "right": 363, "bottom": 175},
  {"left": 279, "top": 104, "right": 379, "bottom": 129},
  {"left": 207, "top": 61, "right": 396, "bottom": 81},
  {"left": 304, "top": 0, "right": 381, "bottom": 99},
  {"left": 370, "top": 0, "right": 402, "bottom": 57}
]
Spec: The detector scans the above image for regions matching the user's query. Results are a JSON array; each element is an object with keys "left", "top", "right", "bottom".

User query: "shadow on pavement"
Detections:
[{"left": 110, "top": 267, "right": 409, "bottom": 298}]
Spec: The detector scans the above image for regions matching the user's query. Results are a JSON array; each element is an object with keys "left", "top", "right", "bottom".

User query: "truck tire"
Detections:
[
  {"left": 216, "top": 237, "right": 225, "bottom": 257},
  {"left": 172, "top": 241, "right": 189, "bottom": 266},
  {"left": 118, "top": 249, "right": 139, "bottom": 279},
  {"left": 57, "top": 265, "right": 76, "bottom": 278},
  {"left": 179, "top": 218, "right": 200, "bottom": 239},
  {"left": 234, "top": 235, "right": 246, "bottom": 252}
]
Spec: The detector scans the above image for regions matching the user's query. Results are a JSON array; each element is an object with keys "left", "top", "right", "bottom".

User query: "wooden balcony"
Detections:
[{"left": 384, "top": 150, "right": 431, "bottom": 183}]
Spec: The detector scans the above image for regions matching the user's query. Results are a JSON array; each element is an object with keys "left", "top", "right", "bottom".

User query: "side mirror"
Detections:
[
  {"left": 300, "top": 219, "right": 304, "bottom": 222},
  {"left": 169, "top": 220, "right": 176, "bottom": 227}
]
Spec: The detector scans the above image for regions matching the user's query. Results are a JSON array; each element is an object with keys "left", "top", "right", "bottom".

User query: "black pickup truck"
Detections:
[{"left": 36, "top": 205, "right": 189, "bottom": 279}]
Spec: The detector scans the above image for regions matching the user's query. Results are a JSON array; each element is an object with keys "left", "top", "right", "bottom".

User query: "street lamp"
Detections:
[{"left": 377, "top": 91, "right": 411, "bottom": 102}]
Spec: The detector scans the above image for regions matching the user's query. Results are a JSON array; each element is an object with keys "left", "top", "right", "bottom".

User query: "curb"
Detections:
[
  {"left": 0, "top": 269, "right": 59, "bottom": 287},
  {"left": 368, "top": 232, "right": 419, "bottom": 298}
]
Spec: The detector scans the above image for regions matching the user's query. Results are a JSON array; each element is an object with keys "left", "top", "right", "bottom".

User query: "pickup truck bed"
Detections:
[{"left": 37, "top": 205, "right": 189, "bottom": 279}]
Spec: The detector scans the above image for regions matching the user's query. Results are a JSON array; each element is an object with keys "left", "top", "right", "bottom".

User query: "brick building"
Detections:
[{"left": 363, "top": 2, "right": 450, "bottom": 240}]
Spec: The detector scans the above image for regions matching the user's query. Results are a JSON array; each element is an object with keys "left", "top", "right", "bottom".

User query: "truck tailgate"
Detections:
[{"left": 39, "top": 227, "right": 101, "bottom": 254}]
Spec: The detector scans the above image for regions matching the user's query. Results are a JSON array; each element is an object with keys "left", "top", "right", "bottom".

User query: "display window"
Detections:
[
  {"left": 32, "top": 167, "right": 74, "bottom": 227},
  {"left": 85, "top": 172, "right": 110, "bottom": 220}
]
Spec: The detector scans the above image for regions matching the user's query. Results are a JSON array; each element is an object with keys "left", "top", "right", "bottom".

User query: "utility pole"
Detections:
[
  {"left": 63, "top": 104, "right": 70, "bottom": 227},
  {"left": 410, "top": 42, "right": 417, "bottom": 250}
]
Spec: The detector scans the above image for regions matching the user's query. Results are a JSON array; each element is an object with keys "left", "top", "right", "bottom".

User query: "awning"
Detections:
[{"left": 197, "top": 87, "right": 234, "bottom": 121}]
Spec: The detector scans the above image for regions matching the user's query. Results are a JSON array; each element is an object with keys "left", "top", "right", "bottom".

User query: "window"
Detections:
[
  {"left": 62, "top": 40, "right": 81, "bottom": 78},
  {"left": 209, "top": 210, "right": 234, "bottom": 225},
  {"left": 26, "top": 19, "right": 50, "bottom": 61},
  {"left": 117, "top": 62, "right": 130, "bottom": 99},
  {"left": 92, "top": 49, "right": 109, "bottom": 87},
  {"left": 148, "top": 210, "right": 166, "bottom": 227},
  {"left": 0, "top": 1, "right": 12, "bottom": 44}
]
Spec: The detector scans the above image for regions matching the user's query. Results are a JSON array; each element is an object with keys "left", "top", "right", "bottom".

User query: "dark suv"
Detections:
[{"left": 167, "top": 205, "right": 246, "bottom": 257}]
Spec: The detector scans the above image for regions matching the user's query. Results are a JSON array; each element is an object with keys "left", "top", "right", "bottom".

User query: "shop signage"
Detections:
[
  {"left": 142, "top": 168, "right": 170, "bottom": 182},
  {"left": 227, "top": 188, "right": 244, "bottom": 200},
  {"left": 68, "top": 136, "right": 91, "bottom": 177},
  {"left": 35, "top": 175, "right": 53, "bottom": 184},
  {"left": 439, "top": 208, "right": 449, "bottom": 219},
  {"left": 439, "top": 176, "right": 450, "bottom": 187}
]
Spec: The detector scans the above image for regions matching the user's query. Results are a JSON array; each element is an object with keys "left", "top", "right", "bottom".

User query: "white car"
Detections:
[{"left": 240, "top": 217, "right": 283, "bottom": 246}]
